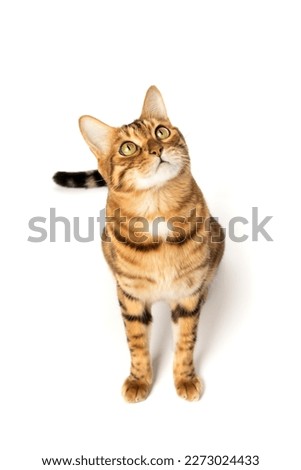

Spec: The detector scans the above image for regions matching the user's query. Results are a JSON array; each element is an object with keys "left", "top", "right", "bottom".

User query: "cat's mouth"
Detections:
[
  {"left": 134, "top": 152, "right": 181, "bottom": 189},
  {"left": 156, "top": 153, "right": 172, "bottom": 168},
  {"left": 157, "top": 158, "right": 170, "bottom": 169}
]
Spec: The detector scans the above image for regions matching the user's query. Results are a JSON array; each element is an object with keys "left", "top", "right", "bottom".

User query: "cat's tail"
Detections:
[{"left": 53, "top": 170, "right": 106, "bottom": 188}]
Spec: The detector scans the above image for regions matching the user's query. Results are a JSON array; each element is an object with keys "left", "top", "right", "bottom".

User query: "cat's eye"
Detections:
[
  {"left": 119, "top": 141, "right": 138, "bottom": 156},
  {"left": 155, "top": 126, "right": 170, "bottom": 140}
]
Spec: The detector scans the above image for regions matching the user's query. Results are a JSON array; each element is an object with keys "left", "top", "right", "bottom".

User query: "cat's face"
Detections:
[
  {"left": 79, "top": 87, "right": 190, "bottom": 191},
  {"left": 107, "top": 117, "right": 189, "bottom": 191}
]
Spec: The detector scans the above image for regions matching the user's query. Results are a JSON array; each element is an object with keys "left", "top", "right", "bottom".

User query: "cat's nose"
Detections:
[
  {"left": 151, "top": 148, "right": 163, "bottom": 157},
  {"left": 147, "top": 139, "right": 163, "bottom": 157}
]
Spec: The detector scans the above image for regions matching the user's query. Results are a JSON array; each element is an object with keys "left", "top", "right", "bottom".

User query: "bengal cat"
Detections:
[{"left": 53, "top": 86, "right": 224, "bottom": 402}]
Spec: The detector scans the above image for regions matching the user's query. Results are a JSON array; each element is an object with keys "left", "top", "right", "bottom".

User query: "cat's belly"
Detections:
[
  {"left": 146, "top": 275, "right": 204, "bottom": 303},
  {"left": 113, "top": 245, "right": 209, "bottom": 303}
]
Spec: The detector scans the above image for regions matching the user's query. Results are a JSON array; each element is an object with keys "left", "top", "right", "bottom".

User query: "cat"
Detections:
[{"left": 53, "top": 86, "right": 224, "bottom": 402}]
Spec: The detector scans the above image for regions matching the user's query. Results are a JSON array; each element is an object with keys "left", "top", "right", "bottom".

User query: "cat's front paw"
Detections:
[
  {"left": 122, "top": 377, "right": 151, "bottom": 403},
  {"left": 175, "top": 376, "right": 203, "bottom": 401}
]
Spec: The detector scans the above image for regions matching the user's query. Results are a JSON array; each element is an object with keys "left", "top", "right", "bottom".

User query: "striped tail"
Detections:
[{"left": 53, "top": 170, "right": 106, "bottom": 188}]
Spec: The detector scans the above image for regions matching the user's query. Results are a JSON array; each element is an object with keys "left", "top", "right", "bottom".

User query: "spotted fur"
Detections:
[{"left": 54, "top": 86, "right": 224, "bottom": 402}]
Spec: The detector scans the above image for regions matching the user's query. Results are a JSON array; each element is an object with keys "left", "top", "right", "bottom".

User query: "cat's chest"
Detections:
[{"left": 146, "top": 219, "right": 171, "bottom": 240}]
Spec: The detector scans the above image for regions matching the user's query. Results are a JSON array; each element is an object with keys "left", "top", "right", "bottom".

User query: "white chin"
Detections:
[{"left": 135, "top": 163, "right": 181, "bottom": 190}]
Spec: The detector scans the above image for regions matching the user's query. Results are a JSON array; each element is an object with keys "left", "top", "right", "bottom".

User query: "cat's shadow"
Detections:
[
  {"left": 196, "top": 246, "right": 250, "bottom": 376},
  {"left": 150, "top": 301, "right": 173, "bottom": 383},
  {"left": 150, "top": 250, "right": 244, "bottom": 384},
  {"left": 195, "top": 261, "right": 230, "bottom": 372}
]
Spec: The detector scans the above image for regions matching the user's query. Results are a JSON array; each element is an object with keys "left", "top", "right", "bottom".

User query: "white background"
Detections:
[{"left": 1, "top": 1, "right": 300, "bottom": 469}]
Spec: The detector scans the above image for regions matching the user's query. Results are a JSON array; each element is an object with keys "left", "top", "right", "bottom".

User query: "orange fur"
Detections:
[{"left": 79, "top": 86, "right": 224, "bottom": 402}]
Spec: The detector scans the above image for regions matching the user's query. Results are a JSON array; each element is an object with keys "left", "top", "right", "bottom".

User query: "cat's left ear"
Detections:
[{"left": 140, "top": 86, "right": 168, "bottom": 120}]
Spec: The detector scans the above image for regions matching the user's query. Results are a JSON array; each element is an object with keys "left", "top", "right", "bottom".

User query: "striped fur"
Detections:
[
  {"left": 53, "top": 169, "right": 106, "bottom": 188},
  {"left": 55, "top": 86, "right": 224, "bottom": 402}
]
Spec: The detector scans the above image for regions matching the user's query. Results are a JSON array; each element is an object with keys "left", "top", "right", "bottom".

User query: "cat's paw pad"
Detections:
[
  {"left": 175, "top": 376, "right": 203, "bottom": 401},
  {"left": 122, "top": 377, "right": 151, "bottom": 403}
]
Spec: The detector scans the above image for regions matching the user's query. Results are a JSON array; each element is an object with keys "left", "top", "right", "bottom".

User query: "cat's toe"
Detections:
[
  {"left": 122, "top": 377, "right": 151, "bottom": 403},
  {"left": 175, "top": 376, "right": 203, "bottom": 401}
]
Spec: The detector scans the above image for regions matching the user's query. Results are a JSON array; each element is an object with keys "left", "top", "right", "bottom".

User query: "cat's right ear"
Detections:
[
  {"left": 79, "top": 116, "right": 114, "bottom": 156},
  {"left": 79, "top": 116, "right": 114, "bottom": 182}
]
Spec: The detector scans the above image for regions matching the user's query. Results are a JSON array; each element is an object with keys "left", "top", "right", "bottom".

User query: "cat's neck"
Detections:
[{"left": 107, "top": 172, "right": 205, "bottom": 219}]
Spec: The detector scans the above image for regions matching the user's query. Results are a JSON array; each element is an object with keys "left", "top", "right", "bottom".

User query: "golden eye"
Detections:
[
  {"left": 155, "top": 126, "right": 170, "bottom": 140},
  {"left": 119, "top": 141, "right": 138, "bottom": 156}
]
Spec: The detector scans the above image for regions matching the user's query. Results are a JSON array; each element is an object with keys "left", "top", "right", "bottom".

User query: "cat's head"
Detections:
[{"left": 79, "top": 87, "right": 190, "bottom": 192}]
